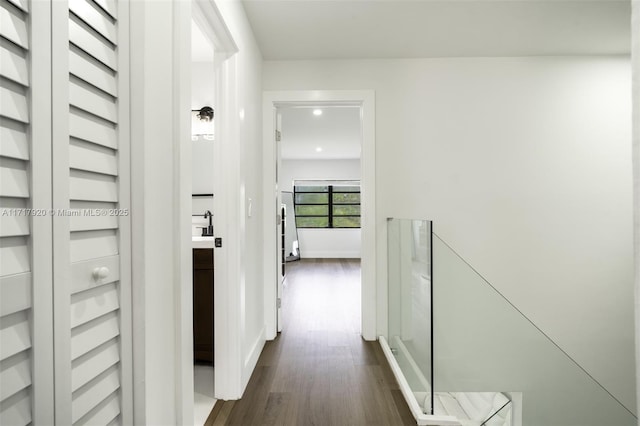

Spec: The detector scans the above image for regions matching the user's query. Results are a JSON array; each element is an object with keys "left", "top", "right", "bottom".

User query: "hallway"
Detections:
[{"left": 208, "top": 259, "right": 414, "bottom": 425}]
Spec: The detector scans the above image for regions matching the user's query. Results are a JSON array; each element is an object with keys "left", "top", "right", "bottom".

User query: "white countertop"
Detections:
[{"left": 192, "top": 236, "right": 215, "bottom": 249}]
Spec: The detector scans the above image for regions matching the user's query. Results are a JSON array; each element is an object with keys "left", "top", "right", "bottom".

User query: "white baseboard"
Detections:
[
  {"left": 300, "top": 251, "right": 361, "bottom": 258},
  {"left": 242, "top": 326, "right": 266, "bottom": 391}
]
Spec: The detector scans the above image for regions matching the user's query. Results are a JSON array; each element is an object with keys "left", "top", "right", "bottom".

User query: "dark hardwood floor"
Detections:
[{"left": 207, "top": 259, "right": 414, "bottom": 426}]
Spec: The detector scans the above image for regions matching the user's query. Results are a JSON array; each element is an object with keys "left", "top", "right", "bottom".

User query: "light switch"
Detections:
[{"left": 247, "top": 198, "right": 252, "bottom": 217}]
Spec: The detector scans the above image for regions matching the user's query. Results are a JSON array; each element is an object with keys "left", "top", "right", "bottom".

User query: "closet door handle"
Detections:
[{"left": 92, "top": 266, "right": 110, "bottom": 280}]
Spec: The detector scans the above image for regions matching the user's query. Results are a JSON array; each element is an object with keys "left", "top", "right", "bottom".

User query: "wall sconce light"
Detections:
[{"left": 192, "top": 106, "right": 215, "bottom": 141}]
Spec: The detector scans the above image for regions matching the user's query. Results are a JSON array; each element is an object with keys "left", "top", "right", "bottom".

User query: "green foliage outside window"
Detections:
[{"left": 293, "top": 183, "right": 361, "bottom": 229}]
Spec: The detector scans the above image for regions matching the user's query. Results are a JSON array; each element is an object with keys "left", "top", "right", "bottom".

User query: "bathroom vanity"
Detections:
[{"left": 193, "top": 240, "right": 214, "bottom": 364}]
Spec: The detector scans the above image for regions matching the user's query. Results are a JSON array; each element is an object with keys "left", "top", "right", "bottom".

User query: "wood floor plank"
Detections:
[{"left": 221, "top": 259, "right": 414, "bottom": 425}]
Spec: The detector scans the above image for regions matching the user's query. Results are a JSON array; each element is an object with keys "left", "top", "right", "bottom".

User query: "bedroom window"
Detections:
[{"left": 293, "top": 181, "right": 361, "bottom": 228}]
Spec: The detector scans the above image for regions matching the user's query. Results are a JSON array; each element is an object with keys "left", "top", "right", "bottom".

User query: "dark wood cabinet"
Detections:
[{"left": 193, "top": 248, "right": 214, "bottom": 364}]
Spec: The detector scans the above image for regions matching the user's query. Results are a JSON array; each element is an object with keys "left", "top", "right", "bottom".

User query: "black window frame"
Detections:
[{"left": 293, "top": 184, "right": 361, "bottom": 229}]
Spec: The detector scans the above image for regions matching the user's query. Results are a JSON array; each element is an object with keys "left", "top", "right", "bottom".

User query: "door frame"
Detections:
[
  {"left": 174, "top": 0, "right": 239, "bottom": 423},
  {"left": 262, "top": 90, "right": 377, "bottom": 340}
]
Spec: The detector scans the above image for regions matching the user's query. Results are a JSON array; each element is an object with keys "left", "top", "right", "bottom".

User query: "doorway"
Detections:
[
  {"left": 277, "top": 106, "right": 363, "bottom": 332},
  {"left": 262, "top": 91, "right": 377, "bottom": 341},
  {"left": 190, "top": 17, "right": 216, "bottom": 426}
]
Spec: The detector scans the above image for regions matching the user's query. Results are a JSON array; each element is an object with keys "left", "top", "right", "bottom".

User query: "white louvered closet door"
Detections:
[
  {"left": 51, "top": 0, "right": 132, "bottom": 425},
  {"left": 1, "top": 0, "right": 54, "bottom": 424},
  {"left": 1, "top": 0, "right": 131, "bottom": 423}
]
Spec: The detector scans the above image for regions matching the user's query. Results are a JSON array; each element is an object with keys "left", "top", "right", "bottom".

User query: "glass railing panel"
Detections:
[
  {"left": 387, "top": 218, "right": 433, "bottom": 414},
  {"left": 432, "top": 233, "right": 637, "bottom": 425}
]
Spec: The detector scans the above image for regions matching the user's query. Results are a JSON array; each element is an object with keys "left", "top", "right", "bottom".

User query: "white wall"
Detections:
[
  {"left": 191, "top": 62, "right": 215, "bottom": 195},
  {"left": 130, "top": 1, "right": 183, "bottom": 423},
  {"left": 263, "top": 57, "right": 635, "bottom": 412},
  {"left": 631, "top": 0, "right": 639, "bottom": 418},
  {"left": 279, "top": 159, "right": 360, "bottom": 192},
  {"left": 280, "top": 159, "right": 361, "bottom": 258},
  {"left": 214, "top": 0, "right": 266, "bottom": 395},
  {"left": 129, "top": 1, "right": 264, "bottom": 423}
]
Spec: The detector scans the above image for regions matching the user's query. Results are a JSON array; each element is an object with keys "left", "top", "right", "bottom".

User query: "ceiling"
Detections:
[
  {"left": 242, "top": 0, "right": 631, "bottom": 60},
  {"left": 280, "top": 107, "right": 362, "bottom": 160}
]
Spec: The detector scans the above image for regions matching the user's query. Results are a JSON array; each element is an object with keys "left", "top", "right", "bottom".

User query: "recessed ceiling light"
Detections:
[
  {"left": 315, "top": 147, "right": 323, "bottom": 152},
  {"left": 313, "top": 109, "right": 323, "bottom": 116}
]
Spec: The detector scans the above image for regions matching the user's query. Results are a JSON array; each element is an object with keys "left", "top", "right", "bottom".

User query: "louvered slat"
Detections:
[
  {"left": 71, "top": 338, "right": 119, "bottom": 392},
  {"left": 0, "top": 388, "right": 31, "bottom": 426},
  {"left": 0, "top": 237, "right": 29, "bottom": 276},
  {"left": 0, "top": 194, "right": 29, "bottom": 238},
  {"left": 0, "top": 310, "right": 31, "bottom": 360},
  {"left": 0, "top": 120, "right": 29, "bottom": 160},
  {"left": 71, "top": 283, "right": 119, "bottom": 329},
  {"left": 0, "top": 42, "right": 28, "bottom": 87},
  {"left": 70, "top": 209, "right": 118, "bottom": 233},
  {"left": 70, "top": 311, "right": 119, "bottom": 361},
  {"left": 0, "top": 157, "right": 28, "bottom": 198},
  {"left": 69, "top": 48, "right": 117, "bottom": 97},
  {"left": 5, "top": 0, "right": 28, "bottom": 13},
  {"left": 0, "top": 4, "right": 28, "bottom": 49},
  {"left": 0, "top": 85, "right": 29, "bottom": 124},
  {"left": 91, "top": 0, "right": 117, "bottom": 20},
  {"left": 69, "top": 17, "right": 116, "bottom": 71},
  {"left": 0, "top": 198, "right": 29, "bottom": 235},
  {"left": 74, "top": 388, "right": 120, "bottom": 426},
  {"left": 70, "top": 170, "right": 118, "bottom": 202},
  {"left": 70, "top": 230, "right": 118, "bottom": 263},
  {"left": 69, "top": 0, "right": 116, "bottom": 45},
  {"left": 69, "top": 79, "right": 117, "bottom": 123},
  {"left": 70, "top": 110, "right": 117, "bottom": 149},
  {"left": 70, "top": 139, "right": 118, "bottom": 176},
  {"left": 0, "top": 350, "right": 31, "bottom": 400},
  {"left": 71, "top": 366, "right": 119, "bottom": 423},
  {"left": 0, "top": 273, "right": 30, "bottom": 317}
]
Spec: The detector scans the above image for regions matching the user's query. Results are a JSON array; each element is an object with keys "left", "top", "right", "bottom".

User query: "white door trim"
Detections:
[{"left": 262, "top": 90, "right": 377, "bottom": 341}]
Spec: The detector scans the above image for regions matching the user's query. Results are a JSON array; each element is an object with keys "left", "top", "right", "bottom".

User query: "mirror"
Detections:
[{"left": 282, "top": 191, "right": 300, "bottom": 261}]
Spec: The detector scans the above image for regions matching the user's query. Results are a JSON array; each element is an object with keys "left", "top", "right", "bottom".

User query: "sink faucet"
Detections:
[{"left": 203, "top": 210, "right": 214, "bottom": 236}]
